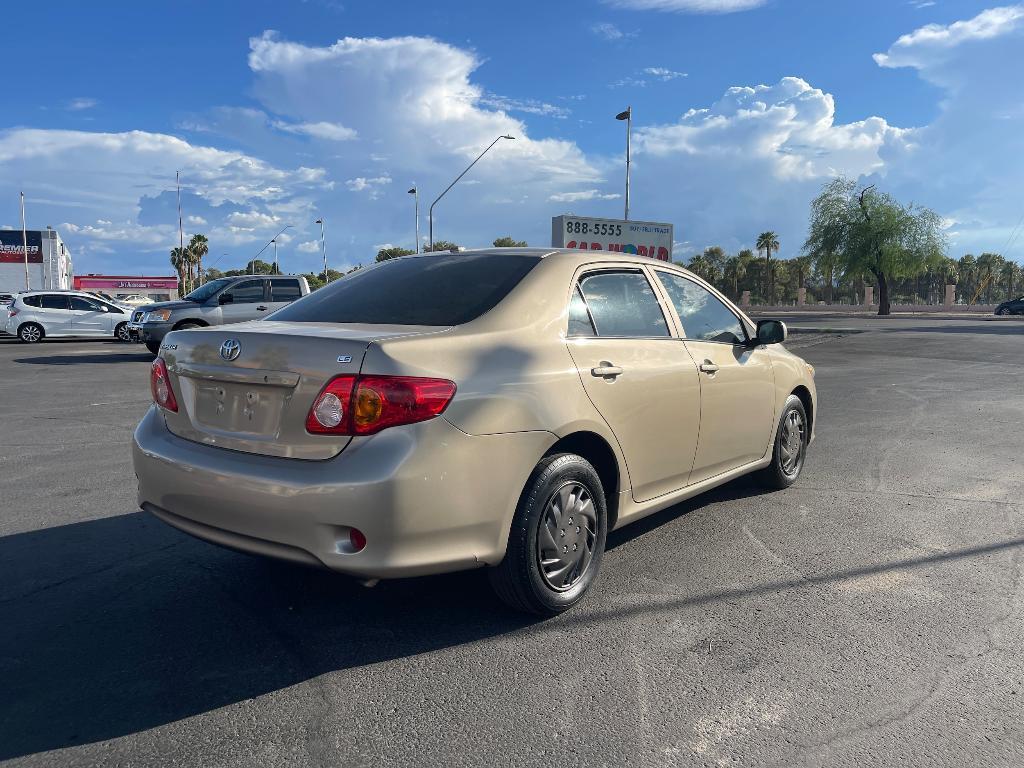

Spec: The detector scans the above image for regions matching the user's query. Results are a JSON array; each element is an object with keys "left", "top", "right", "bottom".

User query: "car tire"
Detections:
[
  {"left": 18, "top": 323, "right": 43, "bottom": 344},
  {"left": 489, "top": 453, "right": 607, "bottom": 617},
  {"left": 757, "top": 394, "right": 808, "bottom": 490},
  {"left": 114, "top": 322, "right": 131, "bottom": 342},
  {"left": 996, "top": 308, "right": 1008, "bottom": 316},
  {"left": 145, "top": 341, "right": 161, "bottom": 355}
]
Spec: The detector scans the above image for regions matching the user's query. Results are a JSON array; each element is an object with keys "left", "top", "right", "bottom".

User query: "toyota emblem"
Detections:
[{"left": 220, "top": 339, "right": 241, "bottom": 361}]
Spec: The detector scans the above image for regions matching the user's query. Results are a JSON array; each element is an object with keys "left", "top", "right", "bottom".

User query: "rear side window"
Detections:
[
  {"left": 22, "top": 295, "right": 41, "bottom": 307},
  {"left": 657, "top": 272, "right": 746, "bottom": 345},
  {"left": 577, "top": 271, "right": 670, "bottom": 338},
  {"left": 568, "top": 287, "right": 595, "bottom": 336},
  {"left": 39, "top": 295, "right": 70, "bottom": 310},
  {"left": 227, "top": 280, "right": 266, "bottom": 304},
  {"left": 270, "top": 279, "right": 302, "bottom": 302},
  {"left": 271, "top": 254, "right": 541, "bottom": 326}
]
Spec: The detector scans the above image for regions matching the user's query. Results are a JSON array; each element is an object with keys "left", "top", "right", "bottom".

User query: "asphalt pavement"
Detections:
[{"left": 1, "top": 317, "right": 1023, "bottom": 767}]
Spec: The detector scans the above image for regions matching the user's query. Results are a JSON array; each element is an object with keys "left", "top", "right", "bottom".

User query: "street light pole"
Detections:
[
  {"left": 251, "top": 224, "right": 293, "bottom": 274},
  {"left": 271, "top": 238, "right": 279, "bottom": 274},
  {"left": 428, "top": 135, "right": 515, "bottom": 251},
  {"left": 616, "top": 107, "right": 631, "bottom": 221},
  {"left": 20, "top": 192, "right": 30, "bottom": 290},
  {"left": 315, "top": 218, "right": 329, "bottom": 281},
  {"left": 407, "top": 186, "right": 419, "bottom": 253}
]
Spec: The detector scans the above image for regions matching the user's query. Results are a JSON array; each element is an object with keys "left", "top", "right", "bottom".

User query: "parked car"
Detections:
[
  {"left": 117, "top": 294, "right": 156, "bottom": 307},
  {"left": 4, "top": 290, "right": 132, "bottom": 342},
  {"left": 133, "top": 249, "right": 816, "bottom": 615},
  {"left": 994, "top": 296, "right": 1024, "bottom": 315},
  {"left": 0, "top": 292, "right": 14, "bottom": 305},
  {"left": 131, "top": 274, "right": 310, "bottom": 354}
]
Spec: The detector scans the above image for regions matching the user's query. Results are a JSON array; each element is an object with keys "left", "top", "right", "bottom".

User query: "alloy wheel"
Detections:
[
  {"left": 537, "top": 482, "right": 597, "bottom": 591},
  {"left": 20, "top": 325, "right": 41, "bottom": 343}
]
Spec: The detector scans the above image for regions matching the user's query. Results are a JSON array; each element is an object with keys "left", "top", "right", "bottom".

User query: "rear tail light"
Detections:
[
  {"left": 7, "top": 309, "right": 17, "bottom": 318},
  {"left": 306, "top": 375, "right": 456, "bottom": 436},
  {"left": 150, "top": 357, "right": 179, "bottom": 412}
]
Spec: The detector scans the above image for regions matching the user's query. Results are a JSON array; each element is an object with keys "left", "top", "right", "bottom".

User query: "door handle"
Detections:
[
  {"left": 591, "top": 363, "right": 624, "bottom": 379},
  {"left": 699, "top": 360, "right": 720, "bottom": 374},
  {"left": 256, "top": 305, "right": 268, "bottom": 311}
]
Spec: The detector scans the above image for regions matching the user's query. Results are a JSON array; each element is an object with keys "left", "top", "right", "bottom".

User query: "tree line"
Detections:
[{"left": 683, "top": 177, "right": 1021, "bottom": 315}]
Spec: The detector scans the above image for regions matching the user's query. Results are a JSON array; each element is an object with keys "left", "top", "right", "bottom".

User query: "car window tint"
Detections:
[
  {"left": 69, "top": 296, "right": 101, "bottom": 311},
  {"left": 22, "top": 295, "right": 41, "bottom": 307},
  {"left": 568, "top": 286, "right": 595, "bottom": 336},
  {"left": 578, "top": 271, "right": 669, "bottom": 338},
  {"left": 271, "top": 254, "right": 541, "bottom": 326},
  {"left": 39, "top": 294, "right": 70, "bottom": 310},
  {"left": 270, "top": 279, "right": 302, "bottom": 302},
  {"left": 228, "top": 280, "right": 266, "bottom": 304},
  {"left": 658, "top": 272, "right": 745, "bottom": 345}
]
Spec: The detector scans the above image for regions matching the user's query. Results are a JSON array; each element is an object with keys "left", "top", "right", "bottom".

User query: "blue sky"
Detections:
[{"left": 2, "top": 0, "right": 1022, "bottom": 275}]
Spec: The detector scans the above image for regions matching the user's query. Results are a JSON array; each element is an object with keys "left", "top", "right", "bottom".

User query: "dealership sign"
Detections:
[
  {"left": 0, "top": 230, "right": 44, "bottom": 264},
  {"left": 551, "top": 216, "right": 673, "bottom": 261}
]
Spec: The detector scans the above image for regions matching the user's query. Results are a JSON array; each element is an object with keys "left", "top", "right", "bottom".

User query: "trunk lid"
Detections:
[{"left": 157, "top": 320, "right": 444, "bottom": 460}]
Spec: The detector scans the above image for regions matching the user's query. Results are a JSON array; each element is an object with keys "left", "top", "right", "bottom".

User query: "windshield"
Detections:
[
  {"left": 271, "top": 253, "right": 540, "bottom": 326},
  {"left": 183, "top": 278, "right": 234, "bottom": 303}
]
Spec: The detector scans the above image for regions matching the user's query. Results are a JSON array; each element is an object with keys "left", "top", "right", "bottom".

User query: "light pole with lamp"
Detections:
[
  {"left": 314, "top": 218, "right": 329, "bottom": 281},
  {"left": 428, "top": 134, "right": 515, "bottom": 251},
  {"left": 407, "top": 186, "right": 419, "bottom": 253},
  {"left": 271, "top": 238, "right": 279, "bottom": 274},
  {"left": 615, "top": 107, "right": 631, "bottom": 221},
  {"left": 251, "top": 224, "right": 293, "bottom": 274}
]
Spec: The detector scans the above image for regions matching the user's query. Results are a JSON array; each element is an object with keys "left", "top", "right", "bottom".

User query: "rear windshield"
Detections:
[{"left": 271, "top": 253, "right": 540, "bottom": 326}]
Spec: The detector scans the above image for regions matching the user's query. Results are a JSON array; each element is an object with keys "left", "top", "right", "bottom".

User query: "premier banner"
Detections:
[{"left": 0, "top": 230, "right": 44, "bottom": 264}]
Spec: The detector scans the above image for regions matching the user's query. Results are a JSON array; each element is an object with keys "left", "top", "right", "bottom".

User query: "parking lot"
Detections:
[{"left": 2, "top": 318, "right": 1022, "bottom": 767}]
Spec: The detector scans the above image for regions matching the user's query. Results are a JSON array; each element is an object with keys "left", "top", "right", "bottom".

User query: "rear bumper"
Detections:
[{"left": 132, "top": 406, "right": 554, "bottom": 578}]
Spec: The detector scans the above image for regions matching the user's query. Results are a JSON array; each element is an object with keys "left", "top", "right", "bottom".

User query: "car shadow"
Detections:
[{"left": 13, "top": 351, "right": 153, "bottom": 365}]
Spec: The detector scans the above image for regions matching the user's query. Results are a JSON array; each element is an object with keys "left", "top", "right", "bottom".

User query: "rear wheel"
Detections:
[
  {"left": 114, "top": 322, "right": 131, "bottom": 342},
  {"left": 489, "top": 453, "right": 607, "bottom": 616},
  {"left": 758, "top": 395, "right": 808, "bottom": 490},
  {"left": 997, "top": 307, "right": 1009, "bottom": 316},
  {"left": 18, "top": 323, "right": 43, "bottom": 344},
  {"left": 145, "top": 341, "right": 161, "bottom": 355}
]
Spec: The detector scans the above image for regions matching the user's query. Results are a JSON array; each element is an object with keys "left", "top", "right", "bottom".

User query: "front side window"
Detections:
[
  {"left": 657, "top": 272, "right": 746, "bottom": 345},
  {"left": 183, "top": 278, "right": 233, "bottom": 303},
  {"left": 270, "top": 279, "right": 302, "bottom": 302},
  {"left": 577, "top": 271, "right": 670, "bottom": 338},
  {"left": 70, "top": 296, "right": 102, "bottom": 311},
  {"left": 39, "top": 294, "right": 70, "bottom": 310},
  {"left": 227, "top": 280, "right": 266, "bottom": 304}
]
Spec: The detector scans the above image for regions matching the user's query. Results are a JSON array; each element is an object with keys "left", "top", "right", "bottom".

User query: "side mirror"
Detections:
[
  {"left": 756, "top": 319, "right": 787, "bottom": 345},
  {"left": 218, "top": 293, "right": 234, "bottom": 305}
]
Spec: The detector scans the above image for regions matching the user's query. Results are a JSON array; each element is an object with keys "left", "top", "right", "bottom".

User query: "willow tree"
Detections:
[{"left": 804, "top": 178, "right": 946, "bottom": 315}]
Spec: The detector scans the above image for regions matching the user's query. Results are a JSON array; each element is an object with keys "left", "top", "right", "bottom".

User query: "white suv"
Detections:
[{"left": 4, "top": 290, "right": 132, "bottom": 343}]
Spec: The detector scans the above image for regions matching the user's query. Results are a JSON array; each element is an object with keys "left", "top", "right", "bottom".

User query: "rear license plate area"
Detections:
[{"left": 194, "top": 382, "right": 286, "bottom": 436}]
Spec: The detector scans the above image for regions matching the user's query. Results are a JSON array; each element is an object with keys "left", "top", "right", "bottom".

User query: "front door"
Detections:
[
  {"left": 68, "top": 296, "right": 109, "bottom": 335},
  {"left": 565, "top": 268, "right": 702, "bottom": 502},
  {"left": 653, "top": 271, "right": 775, "bottom": 484},
  {"left": 266, "top": 277, "right": 303, "bottom": 314},
  {"left": 219, "top": 280, "right": 269, "bottom": 324}
]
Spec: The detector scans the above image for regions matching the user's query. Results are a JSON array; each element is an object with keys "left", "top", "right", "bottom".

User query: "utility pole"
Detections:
[
  {"left": 408, "top": 186, "right": 420, "bottom": 253},
  {"left": 315, "top": 218, "right": 329, "bottom": 281},
  {"left": 20, "top": 192, "right": 30, "bottom": 290},
  {"left": 615, "top": 107, "right": 631, "bottom": 221}
]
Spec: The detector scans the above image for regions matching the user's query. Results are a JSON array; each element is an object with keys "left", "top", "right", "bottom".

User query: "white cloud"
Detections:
[
  {"left": 549, "top": 189, "right": 622, "bottom": 202},
  {"left": 225, "top": 210, "right": 280, "bottom": 230},
  {"left": 643, "top": 67, "right": 687, "bottom": 81},
  {"left": 273, "top": 119, "right": 357, "bottom": 140},
  {"left": 345, "top": 175, "right": 391, "bottom": 192},
  {"left": 874, "top": 5, "right": 1024, "bottom": 69},
  {"left": 603, "top": 0, "right": 766, "bottom": 13},
  {"left": 297, "top": 239, "right": 321, "bottom": 253},
  {"left": 478, "top": 94, "right": 570, "bottom": 119},
  {"left": 590, "top": 22, "right": 635, "bottom": 40},
  {"left": 61, "top": 220, "right": 174, "bottom": 247},
  {"left": 186, "top": 215, "right": 207, "bottom": 226},
  {"left": 67, "top": 97, "right": 98, "bottom": 111}
]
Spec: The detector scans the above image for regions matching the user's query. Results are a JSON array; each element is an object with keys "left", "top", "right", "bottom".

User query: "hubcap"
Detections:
[
  {"left": 537, "top": 482, "right": 597, "bottom": 591},
  {"left": 117, "top": 324, "right": 130, "bottom": 341},
  {"left": 779, "top": 409, "right": 805, "bottom": 476},
  {"left": 21, "top": 326, "right": 40, "bottom": 342}
]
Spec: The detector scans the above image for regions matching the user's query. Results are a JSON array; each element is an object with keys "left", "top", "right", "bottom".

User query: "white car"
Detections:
[
  {"left": 4, "top": 290, "right": 133, "bottom": 343},
  {"left": 117, "top": 294, "right": 155, "bottom": 307}
]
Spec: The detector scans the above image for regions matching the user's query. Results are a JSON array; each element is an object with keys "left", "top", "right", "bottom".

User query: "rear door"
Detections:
[
  {"left": 266, "top": 277, "right": 303, "bottom": 314},
  {"left": 219, "top": 279, "right": 270, "bottom": 324},
  {"left": 37, "top": 294, "right": 73, "bottom": 335},
  {"left": 565, "top": 267, "right": 702, "bottom": 502},
  {"left": 653, "top": 270, "right": 775, "bottom": 484}
]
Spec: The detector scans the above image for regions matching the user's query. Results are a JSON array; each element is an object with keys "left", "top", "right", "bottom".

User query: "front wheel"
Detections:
[
  {"left": 758, "top": 395, "right": 808, "bottom": 490},
  {"left": 489, "top": 453, "right": 607, "bottom": 617},
  {"left": 18, "top": 323, "right": 43, "bottom": 344},
  {"left": 996, "top": 308, "right": 1008, "bottom": 316},
  {"left": 114, "top": 322, "right": 131, "bottom": 342}
]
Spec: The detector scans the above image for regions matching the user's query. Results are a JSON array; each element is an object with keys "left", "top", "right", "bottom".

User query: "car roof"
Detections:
[{"left": 430, "top": 247, "right": 697, "bottom": 276}]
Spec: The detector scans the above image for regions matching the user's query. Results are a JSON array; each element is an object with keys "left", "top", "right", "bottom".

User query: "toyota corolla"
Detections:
[{"left": 133, "top": 249, "right": 816, "bottom": 615}]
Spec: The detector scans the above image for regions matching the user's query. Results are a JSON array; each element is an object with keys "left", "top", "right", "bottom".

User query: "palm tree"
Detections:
[
  {"left": 958, "top": 254, "right": 976, "bottom": 304},
  {"left": 170, "top": 246, "right": 190, "bottom": 295},
  {"left": 686, "top": 252, "right": 716, "bottom": 284},
  {"left": 724, "top": 254, "right": 748, "bottom": 299},
  {"left": 756, "top": 231, "right": 780, "bottom": 304},
  {"left": 976, "top": 252, "right": 1003, "bottom": 304},
  {"left": 1001, "top": 260, "right": 1021, "bottom": 301},
  {"left": 792, "top": 255, "right": 813, "bottom": 302},
  {"left": 188, "top": 234, "right": 209, "bottom": 286}
]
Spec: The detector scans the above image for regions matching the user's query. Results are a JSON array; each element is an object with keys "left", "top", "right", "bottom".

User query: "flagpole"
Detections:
[{"left": 20, "top": 192, "right": 30, "bottom": 290}]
